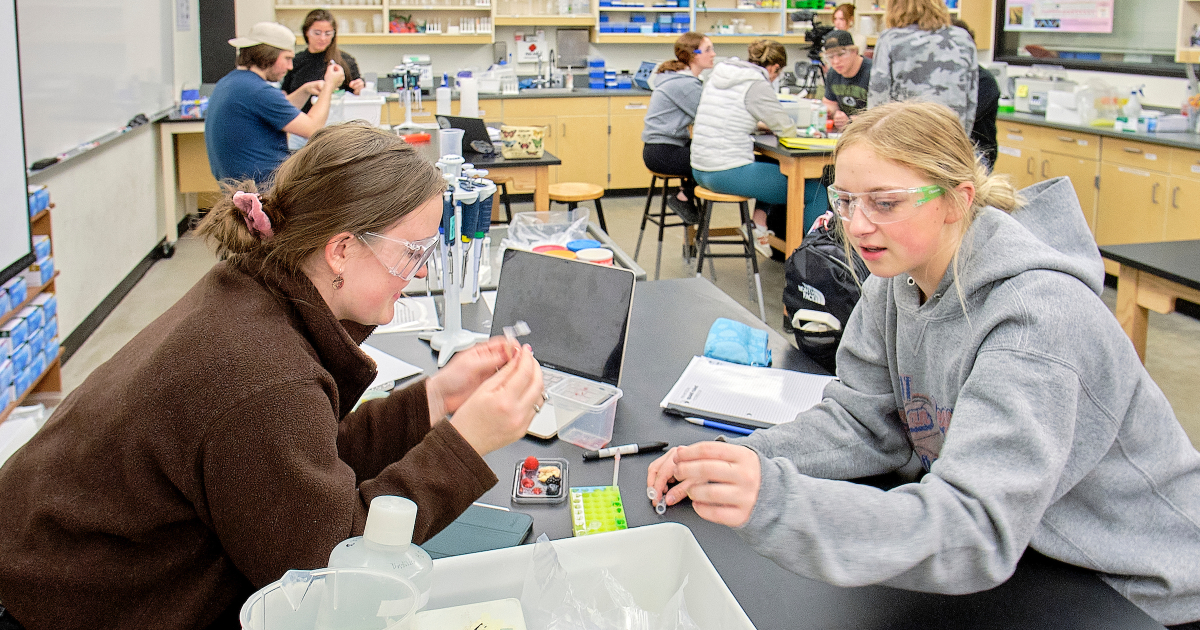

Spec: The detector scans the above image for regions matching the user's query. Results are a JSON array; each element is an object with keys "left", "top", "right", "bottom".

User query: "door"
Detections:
[
  {"left": 1096, "top": 163, "right": 1168, "bottom": 245},
  {"left": 556, "top": 115, "right": 609, "bottom": 187},
  {"left": 995, "top": 146, "right": 1039, "bottom": 190},
  {"left": 609, "top": 97, "right": 652, "bottom": 189},
  {"left": 1041, "top": 152, "right": 1099, "bottom": 236},
  {"left": 1166, "top": 175, "right": 1200, "bottom": 241}
]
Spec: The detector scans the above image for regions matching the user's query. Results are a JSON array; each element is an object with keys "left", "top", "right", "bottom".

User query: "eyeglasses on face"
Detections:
[
  {"left": 823, "top": 48, "right": 853, "bottom": 61},
  {"left": 358, "top": 231, "right": 440, "bottom": 280},
  {"left": 826, "top": 185, "right": 945, "bottom": 225},
  {"left": 309, "top": 30, "right": 335, "bottom": 37}
]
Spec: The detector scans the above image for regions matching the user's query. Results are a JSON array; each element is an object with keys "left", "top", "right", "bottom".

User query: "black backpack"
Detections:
[{"left": 782, "top": 212, "right": 869, "bottom": 373}]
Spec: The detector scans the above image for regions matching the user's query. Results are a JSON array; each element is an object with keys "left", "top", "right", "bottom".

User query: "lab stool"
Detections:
[
  {"left": 487, "top": 174, "right": 515, "bottom": 224},
  {"left": 693, "top": 186, "right": 766, "bottom": 322},
  {"left": 633, "top": 171, "right": 691, "bottom": 280},
  {"left": 548, "top": 182, "right": 608, "bottom": 233}
]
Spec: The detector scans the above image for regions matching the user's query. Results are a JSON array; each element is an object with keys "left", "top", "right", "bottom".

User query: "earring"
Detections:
[{"left": 332, "top": 275, "right": 344, "bottom": 290}]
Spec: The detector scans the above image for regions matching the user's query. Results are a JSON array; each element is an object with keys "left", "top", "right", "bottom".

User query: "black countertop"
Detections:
[
  {"left": 999, "top": 111, "right": 1200, "bottom": 152},
  {"left": 1099, "top": 240, "right": 1200, "bottom": 292}
]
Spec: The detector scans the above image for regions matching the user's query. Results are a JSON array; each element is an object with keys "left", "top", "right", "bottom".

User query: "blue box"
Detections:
[
  {"left": 32, "top": 235, "right": 51, "bottom": 259},
  {"left": 32, "top": 293, "right": 55, "bottom": 320},
  {"left": 43, "top": 315, "right": 57, "bottom": 341},
  {"left": 29, "top": 352, "right": 45, "bottom": 379},
  {"left": 2, "top": 276, "right": 26, "bottom": 306},
  {"left": 589, "top": 79, "right": 606, "bottom": 89},
  {"left": 630, "top": 13, "right": 646, "bottom": 21},
  {"left": 27, "top": 327, "right": 44, "bottom": 356},
  {"left": 0, "top": 358, "right": 12, "bottom": 388},
  {"left": 1, "top": 317, "right": 28, "bottom": 349},
  {"left": 24, "top": 256, "right": 54, "bottom": 288},
  {"left": 44, "top": 336, "right": 59, "bottom": 361},
  {"left": 17, "top": 306, "right": 42, "bottom": 332},
  {"left": 15, "top": 365, "right": 33, "bottom": 395},
  {"left": 588, "top": 57, "right": 606, "bottom": 68},
  {"left": 9, "top": 341, "right": 30, "bottom": 372},
  {"left": 599, "top": 14, "right": 609, "bottom": 21}
]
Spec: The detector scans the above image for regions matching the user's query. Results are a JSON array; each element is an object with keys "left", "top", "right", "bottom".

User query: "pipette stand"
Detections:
[{"left": 420, "top": 164, "right": 491, "bottom": 367}]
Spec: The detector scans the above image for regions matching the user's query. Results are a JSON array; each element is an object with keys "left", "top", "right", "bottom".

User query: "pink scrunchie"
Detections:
[{"left": 232, "top": 191, "right": 274, "bottom": 240}]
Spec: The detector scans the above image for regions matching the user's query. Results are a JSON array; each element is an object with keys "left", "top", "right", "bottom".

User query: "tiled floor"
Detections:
[{"left": 61, "top": 192, "right": 1200, "bottom": 449}]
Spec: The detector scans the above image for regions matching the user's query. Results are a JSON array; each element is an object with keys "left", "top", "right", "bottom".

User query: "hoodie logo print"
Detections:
[{"left": 899, "top": 375, "right": 954, "bottom": 470}]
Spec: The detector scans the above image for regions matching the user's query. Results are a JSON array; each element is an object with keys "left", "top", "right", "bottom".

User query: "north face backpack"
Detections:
[{"left": 782, "top": 212, "right": 869, "bottom": 373}]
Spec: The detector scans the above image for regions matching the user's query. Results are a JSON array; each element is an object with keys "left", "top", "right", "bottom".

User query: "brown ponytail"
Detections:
[
  {"left": 747, "top": 39, "right": 787, "bottom": 70},
  {"left": 656, "top": 32, "right": 706, "bottom": 73},
  {"left": 196, "top": 123, "right": 446, "bottom": 275}
]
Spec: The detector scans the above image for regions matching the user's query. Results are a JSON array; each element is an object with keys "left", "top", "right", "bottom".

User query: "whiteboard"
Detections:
[
  {"left": 1, "top": 0, "right": 32, "bottom": 283},
  {"left": 17, "top": 0, "right": 174, "bottom": 167}
]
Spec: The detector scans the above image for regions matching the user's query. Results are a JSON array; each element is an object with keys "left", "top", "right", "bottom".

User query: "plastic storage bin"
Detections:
[
  {"left": 548, "top": 376, "right": 621, "bottom": 449},
  {"left": 240, "top": 567, "right": 421, "bottom": 630},
  {"left": 425, "top": 522, "right": 754, "bottom": 630}
]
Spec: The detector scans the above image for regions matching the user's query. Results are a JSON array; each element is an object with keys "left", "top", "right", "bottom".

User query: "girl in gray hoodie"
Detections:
[{"left": 648, "top": 101, "right": 1200, "bottom": 627}]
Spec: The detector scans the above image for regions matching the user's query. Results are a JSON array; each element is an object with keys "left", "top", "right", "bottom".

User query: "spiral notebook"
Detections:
[{"left": 660, "top": 356, "right": 837, "bottom": 429}]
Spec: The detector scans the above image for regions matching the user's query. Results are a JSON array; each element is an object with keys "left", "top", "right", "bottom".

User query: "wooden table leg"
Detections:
[
  {"left": 158, "top": 125, "right": 180, "bottom": 251},
  {"left": 1115, "top": 264, "right": 1149, "bottom": 363},
  {"left": 533, "top": 165, "right": 549, "bottom": 212},
  {"left": 782, "top": 157, "right": 806, "bottom": 256}
]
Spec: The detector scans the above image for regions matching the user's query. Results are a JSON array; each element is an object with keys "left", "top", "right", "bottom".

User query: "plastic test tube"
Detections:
[{"left": 647, "top": 486, "right": 667, "bottom": 515}]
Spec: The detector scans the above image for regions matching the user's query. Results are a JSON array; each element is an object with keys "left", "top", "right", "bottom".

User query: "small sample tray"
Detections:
[
  {"left": 569, "top": 485, "right": 628, "bottom": 536},
  {"left": 511, "top": 457, "right": 568, "bottom": 504}
]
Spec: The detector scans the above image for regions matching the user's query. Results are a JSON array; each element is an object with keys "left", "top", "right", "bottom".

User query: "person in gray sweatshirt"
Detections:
[
  {"left": 648, "top": 101, "right": 1200, "bottom": 627},
  {"left": 641, "top": 32, "right": 715, "bottom": 223}
]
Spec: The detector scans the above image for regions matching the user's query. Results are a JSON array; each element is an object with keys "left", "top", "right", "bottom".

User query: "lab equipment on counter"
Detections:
[
  {"left": 391, "top": 60, "right": 439, "bottom": 132},
  {"left": 436, "top": 73, "right": 451, "bottom": 115},
  {"left": 1013, "top": 65, "right": 1075, "bottom": 115},
  {"left": 327, "top": 495, "right": 435, "bottom": 610}
]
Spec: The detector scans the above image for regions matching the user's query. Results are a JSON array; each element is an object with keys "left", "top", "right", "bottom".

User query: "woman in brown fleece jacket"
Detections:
[{"left": 0, "top": 123, "right": 545, "bottom": 630}]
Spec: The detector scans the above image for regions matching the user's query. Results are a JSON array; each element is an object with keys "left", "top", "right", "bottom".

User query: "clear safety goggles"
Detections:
[
  {"left": 826, "top": 185, "right": 945, "bottom": 225},
  {"left": 822, "top": 48, "right": 855, "bottom": 61},
  {"left": 358, "top": 231, "right": 440, "bottom": 280}
]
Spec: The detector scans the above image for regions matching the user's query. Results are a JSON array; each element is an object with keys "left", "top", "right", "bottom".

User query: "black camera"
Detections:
[{"left": 792, "top": 11, "right": 834, "bottom": 62}]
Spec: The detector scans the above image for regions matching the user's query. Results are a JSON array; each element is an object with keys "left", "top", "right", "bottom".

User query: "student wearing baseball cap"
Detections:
[
  {"left": 205, "top": 22, "right": 345, "bottom": 183},
  {"left": 820, "top": 29, "right": 870, "bottom": 132}
]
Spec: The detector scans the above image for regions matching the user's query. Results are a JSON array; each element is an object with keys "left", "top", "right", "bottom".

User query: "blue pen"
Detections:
[{"left": 683, "top": 417, "right": 755, "bottom": 436}]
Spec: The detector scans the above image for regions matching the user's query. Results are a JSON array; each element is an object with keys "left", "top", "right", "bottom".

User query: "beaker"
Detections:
[{"left": 439, "top": 128, "right": 465, "bottom": 157}]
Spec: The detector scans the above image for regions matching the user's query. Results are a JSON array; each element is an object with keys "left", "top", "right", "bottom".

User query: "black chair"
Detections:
[{"left": 693, "top": 186, "right": 766, "bottom": 321}]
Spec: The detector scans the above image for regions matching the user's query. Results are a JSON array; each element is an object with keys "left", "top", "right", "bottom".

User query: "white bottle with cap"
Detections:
[{"left": 327, "top": 496, "right": 434, "bottom": 610}]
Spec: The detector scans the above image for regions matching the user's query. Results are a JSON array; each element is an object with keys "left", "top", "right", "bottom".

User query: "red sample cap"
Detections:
[{"left": 523, "top": 456, "right": 539, "bottom": 471}]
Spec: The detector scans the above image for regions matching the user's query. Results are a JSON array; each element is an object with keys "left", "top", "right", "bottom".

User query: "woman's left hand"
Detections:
[
  {"left": 669, "top": 442, "right": 762, "bottom": 528},
  {"left": 348, "top": 78, "right": 366, "bottom": 95},
  {"left": 426, "top": 336, "right": 519, "bottom": 422}
]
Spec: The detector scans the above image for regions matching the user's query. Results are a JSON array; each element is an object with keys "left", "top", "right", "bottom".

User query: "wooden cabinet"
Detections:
[
  {"left": 1, "top": 206, "right": 62, "bottom": 423},
  {"left": 557, "top": 114, "right": 609, "bottom": 187},
  {"left": 608, "top": 97, "right": 652, "bottom": 189},
  {"left": 994, "top": 121, "right": 1099, "bottom": 233},
  {"left": 1096, "top": 162, "right": 1168, "bottom": 245}
]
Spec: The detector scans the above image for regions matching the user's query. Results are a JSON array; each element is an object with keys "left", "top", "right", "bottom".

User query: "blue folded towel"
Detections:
[{"left": 703, "top": 318, "right": 771, "bottom": 367}]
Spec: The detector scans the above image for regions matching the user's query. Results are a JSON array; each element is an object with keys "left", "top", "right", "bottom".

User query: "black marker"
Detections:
[{"left": 582, "top": 441, "right": 668, "bottom": 460}]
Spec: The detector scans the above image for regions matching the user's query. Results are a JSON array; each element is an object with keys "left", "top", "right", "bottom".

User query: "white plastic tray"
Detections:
[{"left": 425, "top": 522, "right": 755, "bottom": 630}]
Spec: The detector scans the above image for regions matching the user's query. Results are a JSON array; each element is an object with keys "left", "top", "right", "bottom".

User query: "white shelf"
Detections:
[
  {"left": 599, "top": 6, "right": 691, "bottom": 10},
  {"left": 275, "top": 4, "right": 385, "bottom": 8}
]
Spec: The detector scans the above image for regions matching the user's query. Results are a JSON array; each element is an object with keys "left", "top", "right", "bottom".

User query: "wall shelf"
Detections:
[
  {"left": 275, "top": 4, "right": 385, "bottom": 8},
  {"left": 494, "top": 15, "right": 594, "bottom": 24},
  {"left": 703, "top": 33, "right": 806, "bottom": 43},
  {"left": 598, "top": 6, "right": 690, "bottom": 10}
]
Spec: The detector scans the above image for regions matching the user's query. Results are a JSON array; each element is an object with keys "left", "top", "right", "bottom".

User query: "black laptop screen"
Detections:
[{"left": 489, "top": 249, "right": 635, "bottom": 386}]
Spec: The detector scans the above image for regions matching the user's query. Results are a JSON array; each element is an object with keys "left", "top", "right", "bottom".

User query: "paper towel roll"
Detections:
[
  {"left": 437, "top": 86, "right": 452, "bottom": 116},
  {"left": 459, "top": 77, "right": 479, "bottom": 118}
]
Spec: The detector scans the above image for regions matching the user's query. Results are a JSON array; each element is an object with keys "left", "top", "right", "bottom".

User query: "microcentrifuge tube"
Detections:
[{"left": 647, "top": 486, "right": 667, "bottom": 515}]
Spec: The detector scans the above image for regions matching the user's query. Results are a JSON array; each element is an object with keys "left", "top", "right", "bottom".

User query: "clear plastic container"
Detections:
[
  {"left": 549, "top": 376, "right": 622, "bottom": 449},
  {"left": 239, "top": 567, "right": 420, "bottom": 630}
]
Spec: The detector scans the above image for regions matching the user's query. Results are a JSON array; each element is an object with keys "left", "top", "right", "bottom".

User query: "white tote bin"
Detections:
[
  {"left": 425, "top": 522, "right": 755, "bottom": 630},
  {"left": 335, "top": 94, "right": 386, "bottom": 127}
]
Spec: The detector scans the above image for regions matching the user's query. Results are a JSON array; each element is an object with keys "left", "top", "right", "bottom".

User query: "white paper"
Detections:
[
  {"left": 361, "top": 343, "right": 424, "bottom": 391},
  {"left": 660, "top": 356, "right": 837, "bottom": 428}
]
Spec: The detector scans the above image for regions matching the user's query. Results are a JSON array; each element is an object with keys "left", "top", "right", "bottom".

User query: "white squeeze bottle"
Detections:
[{"left": 327, "top": 496, "right": 434, "bottom": 610}]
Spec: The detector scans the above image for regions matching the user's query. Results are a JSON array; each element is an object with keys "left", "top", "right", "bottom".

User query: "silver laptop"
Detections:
[{"left": 490, "top": 249, "right": 636, "bottom": 438}]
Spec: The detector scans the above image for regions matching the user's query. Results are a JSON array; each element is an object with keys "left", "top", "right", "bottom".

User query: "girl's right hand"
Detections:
[{"left": 448, "top": 344, "right": 543, "bottom": 455}]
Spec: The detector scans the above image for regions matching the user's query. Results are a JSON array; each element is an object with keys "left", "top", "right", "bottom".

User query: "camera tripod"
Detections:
[{"left": 794, "top": 59, "right": 825, "bottom": 99}]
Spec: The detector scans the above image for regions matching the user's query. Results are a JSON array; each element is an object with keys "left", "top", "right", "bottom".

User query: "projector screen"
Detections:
[{"left": 0, "top": 0, "right": 32, "bottom": 287}]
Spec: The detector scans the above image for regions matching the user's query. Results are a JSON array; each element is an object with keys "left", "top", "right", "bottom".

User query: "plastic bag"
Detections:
[
  {"left": 520, "top": 534, "right": 701, "bottom": 630},
  {"left": 501, "top": 209, "right": 591, "bottom": 251}
]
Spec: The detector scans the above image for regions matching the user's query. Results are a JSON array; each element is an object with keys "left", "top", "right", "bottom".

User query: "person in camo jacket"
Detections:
[{"left": 867, "top": 0, "right": 978, "bottom": 131}]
